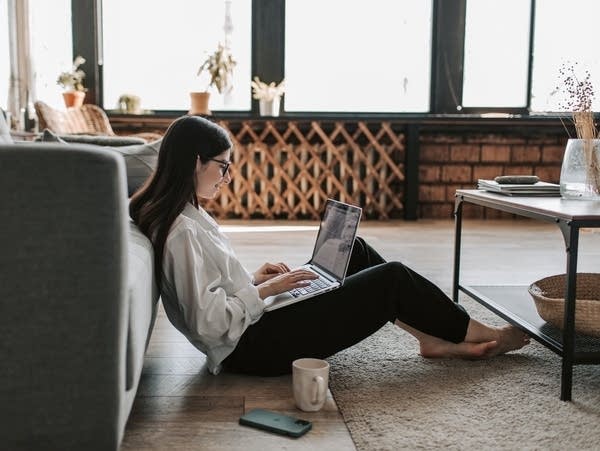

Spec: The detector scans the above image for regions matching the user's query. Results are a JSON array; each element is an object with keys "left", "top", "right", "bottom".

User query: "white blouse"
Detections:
[{"left": 160, "top": 203, "right": 265, "bottom": 374}]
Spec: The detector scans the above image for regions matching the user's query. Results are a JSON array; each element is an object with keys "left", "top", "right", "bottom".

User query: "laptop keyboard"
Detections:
[{"left": 290, "top": 276, "right": 331, "bottom": 298}]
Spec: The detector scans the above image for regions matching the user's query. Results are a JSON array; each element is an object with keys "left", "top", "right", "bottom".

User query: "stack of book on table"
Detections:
[{"left": 477, "top": 179, "right": 560, "bottom": 196}]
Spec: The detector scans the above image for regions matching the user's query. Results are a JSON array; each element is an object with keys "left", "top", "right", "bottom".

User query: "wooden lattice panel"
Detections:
[{"left": 203, "top": 120, "right": 405, "bottom": 219}]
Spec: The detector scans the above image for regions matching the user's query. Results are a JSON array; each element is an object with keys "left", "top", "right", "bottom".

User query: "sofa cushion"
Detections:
[
  {"left": 39, "top": 129, "right": 161, "bottom": 196},
  {"left": 126, "top": 222, "right": 159, "bottom": 391},
  {"left": 0, "top": 110, "right": 13, "bottom": 144}
]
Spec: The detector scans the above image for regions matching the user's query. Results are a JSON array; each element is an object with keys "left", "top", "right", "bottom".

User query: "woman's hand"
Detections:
[
  {"left": 253, "top": 262, "right": 290, "bottom": 285},
  {"left": 257, "top": 269, "right": 319, "bottom": 299}
]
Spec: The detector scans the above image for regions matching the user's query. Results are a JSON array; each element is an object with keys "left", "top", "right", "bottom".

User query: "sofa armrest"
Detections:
[{"left": 0, "top": 143, "right": 129, "bottom": 450}]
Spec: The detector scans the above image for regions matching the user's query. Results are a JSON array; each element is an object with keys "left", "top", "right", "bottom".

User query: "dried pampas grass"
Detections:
[{"left": 559, "top": 63, "right": 600, "bottom": 193}]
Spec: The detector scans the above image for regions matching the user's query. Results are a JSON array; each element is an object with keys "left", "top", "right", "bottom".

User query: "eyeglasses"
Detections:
[{"left": 209, "top": 158, "right": 232, "bottom": 176}]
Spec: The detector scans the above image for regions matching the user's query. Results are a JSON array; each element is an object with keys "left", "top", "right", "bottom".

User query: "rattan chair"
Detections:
[{"left": 34, "top": 101, "right": 162, "bottom": 142}]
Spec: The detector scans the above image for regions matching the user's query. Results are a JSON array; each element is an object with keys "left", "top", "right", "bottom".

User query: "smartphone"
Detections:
[
  {"left": 494, "top": 175, "right": 540, "bottom": 185},
  {"left": 239, "top": 408, "right": 312, "bottom": 438}
]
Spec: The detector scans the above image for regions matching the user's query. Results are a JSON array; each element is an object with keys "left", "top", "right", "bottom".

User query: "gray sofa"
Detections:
[{"left": 0, "top": 124, "right": 159, "bottom": 449}]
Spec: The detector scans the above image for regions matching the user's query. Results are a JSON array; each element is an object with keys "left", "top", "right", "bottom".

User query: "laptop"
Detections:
[{"left": 263, "top": 199, "right": 362, "bottom": 311}]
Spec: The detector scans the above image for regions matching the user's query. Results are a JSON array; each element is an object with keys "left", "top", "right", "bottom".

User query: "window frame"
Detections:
[
  {"left": 72, "top": 0, "right": 543, "bottom": 118},
  {"left": 456, "top": 0, "right": 536, "bottom": 115}
]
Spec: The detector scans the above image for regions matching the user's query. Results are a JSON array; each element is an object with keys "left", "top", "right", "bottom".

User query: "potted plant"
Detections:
[
  {"left": 190, "top": 43, "right": 237, "bottom": 115},
  {"left": 251, "top": 76, "right": 285, "bottom": 117},
  {"left": 57, "top": 55, "right": 87, "bottom": 108},
  {"left": 117, "top": 93, "right": 142, "bottom": 114}
]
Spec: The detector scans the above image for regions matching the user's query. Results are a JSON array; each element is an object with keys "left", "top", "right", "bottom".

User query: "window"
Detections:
[
  {"left": 530, "top": 0, "right": 600, "bottom": 112},
  {"left": 462, "top": 0, "right": 531, "bottom": 108},
  {"left": 102, "top": 0, "right": 251, "bottom": 111},
  {"left": 0, "top": 0, "right": 8, "bottom": 110},
  {"left": 65, "top": 1, "right": 600, "bottom": 116},
  {"left": 285, "top": 0, "right": 432, "bottom": 112},
  {"left": 30, "top": 0, "right": 73, "bottom": 109}
]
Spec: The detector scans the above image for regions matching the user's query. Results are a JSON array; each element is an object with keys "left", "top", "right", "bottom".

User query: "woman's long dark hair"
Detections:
[{"left": 129, "top": 115, "right": 232, "bottom": 284}]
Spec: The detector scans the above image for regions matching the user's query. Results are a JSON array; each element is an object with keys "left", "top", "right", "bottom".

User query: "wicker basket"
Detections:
[{"left": 528, "top": 273, "right": 600, "bottom": 337}]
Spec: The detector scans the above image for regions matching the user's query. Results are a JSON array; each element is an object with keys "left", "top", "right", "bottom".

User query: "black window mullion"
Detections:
[
  {"left": 430, "top": 0, "right": 466, "bottom": 114},
  {"left": 252, "top": 0, "right": 285, "bottom": 115},
  {"left": 71, "top": 0, "right": 101, "bottom": 106},
  {"left": 525, "top": 0, "right": 536, "bottom": 112}
]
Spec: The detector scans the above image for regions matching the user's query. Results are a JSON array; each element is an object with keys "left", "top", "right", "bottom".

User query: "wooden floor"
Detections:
[{"left": 121, "top": 219, "right": 600, "bottom": 450}]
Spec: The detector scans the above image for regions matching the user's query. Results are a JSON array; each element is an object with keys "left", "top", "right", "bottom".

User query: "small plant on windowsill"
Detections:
[
  {"left": 556, "top": 62, "right": 600, "bottom": 198},
  {"left": 198, "top": 43, "right": 237, "bottom": 94},
  {"left": 190, "top": 44, "right": 237, "bottom": 115},
  {"left": 251, "top": 76, "right": 285, "bottom": 116},
  {"left": 251, "top": 76, "right": 285, "bottom": 101},
  {"left": 57, "top": 55, "right": 87, "bottom": 108},
  {"left": 57, "top": 55, "right": 87, "bottom": 92}
]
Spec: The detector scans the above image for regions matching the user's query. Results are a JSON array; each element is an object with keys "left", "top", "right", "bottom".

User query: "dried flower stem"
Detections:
[
  {"left": 585, "top": 140, "right": 600, "bottom": 195},
  {"left": 572, "top": 112, "right": 600, "bottom": 194}
]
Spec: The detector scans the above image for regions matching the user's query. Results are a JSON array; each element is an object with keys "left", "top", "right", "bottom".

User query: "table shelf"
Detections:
[{"left": 460, "top": 285, "right": 600, "bottom": 362}]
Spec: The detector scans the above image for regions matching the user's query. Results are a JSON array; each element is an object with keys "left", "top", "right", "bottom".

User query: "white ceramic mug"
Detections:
[{"left": 292, "top": 358, "right": 330, "bottom": 412}]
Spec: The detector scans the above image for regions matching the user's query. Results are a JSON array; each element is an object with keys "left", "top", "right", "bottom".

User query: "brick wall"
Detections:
[
  {"left": 110, "top": 115, "right": 573, "bottom": 220},
  {"left": 419, "top": 133, "right": 567, "bottom": 219}
]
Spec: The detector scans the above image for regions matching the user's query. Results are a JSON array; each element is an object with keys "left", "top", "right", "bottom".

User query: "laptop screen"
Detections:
[{"left": 310, "top": 200, "right": 362, "bottom": 280}]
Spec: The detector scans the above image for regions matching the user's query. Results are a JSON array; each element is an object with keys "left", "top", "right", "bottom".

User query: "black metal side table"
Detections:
[{"left": 453, "top": 189, "right": 600, "bottom": 401}]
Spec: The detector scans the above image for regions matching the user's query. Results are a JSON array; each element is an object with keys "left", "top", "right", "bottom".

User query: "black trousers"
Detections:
[{"left": 222, "top": 237, "right": 470, "bottom": 376}]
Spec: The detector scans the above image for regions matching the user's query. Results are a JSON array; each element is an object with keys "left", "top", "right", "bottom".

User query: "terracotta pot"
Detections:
[
  {"left": 189, "top": 92, "right": 211, "bottom": 115},
  {"left": 63, "top": 91, "right": 86, "bottom": 108}
]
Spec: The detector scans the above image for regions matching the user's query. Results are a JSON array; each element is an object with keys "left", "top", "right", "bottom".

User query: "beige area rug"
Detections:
[{"left": 328, "top": 297, "right": 600, "bottom": 450}]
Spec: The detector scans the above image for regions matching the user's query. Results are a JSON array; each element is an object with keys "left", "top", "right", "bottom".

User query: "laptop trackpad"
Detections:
[{"left": 264, "top": 291, "right": 295, "bottom": 311}]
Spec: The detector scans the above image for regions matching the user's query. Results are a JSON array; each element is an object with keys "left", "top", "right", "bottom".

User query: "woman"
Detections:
[{"left": 130, "top": 116, "right": 529, "bottom": 376}]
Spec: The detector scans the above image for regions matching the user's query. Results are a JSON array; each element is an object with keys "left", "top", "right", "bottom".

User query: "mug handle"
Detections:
[{"left": 311, "top": 375, "right": 326, "bottom": 405}]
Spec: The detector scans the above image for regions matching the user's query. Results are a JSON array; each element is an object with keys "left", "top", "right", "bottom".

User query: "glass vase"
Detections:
[{"left": 559, "top": 139, "right": 600, "bottom": 200}]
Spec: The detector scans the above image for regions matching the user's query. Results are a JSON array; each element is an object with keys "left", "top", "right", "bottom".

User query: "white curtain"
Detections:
[{"left": 7, "top": 0, "right": 35, "bottom": 130}]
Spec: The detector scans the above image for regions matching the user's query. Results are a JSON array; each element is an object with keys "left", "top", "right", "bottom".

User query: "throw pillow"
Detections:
[
  {"left": 0, "top": 109, "right": 13, "bottom": 144},
  {"left": 39, "top": 129, "right": 161, "bottom": 196},
  {"left": 58, "top": 133, "right": 147, "bottom": 146},
  {"left": 38, "top": 129, "right": 68, "bottom": 144}
]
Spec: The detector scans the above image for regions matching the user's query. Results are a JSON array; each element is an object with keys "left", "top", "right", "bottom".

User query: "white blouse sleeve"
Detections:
[{"left": 163, "top": 227, "right": 264, "bottom": 348}]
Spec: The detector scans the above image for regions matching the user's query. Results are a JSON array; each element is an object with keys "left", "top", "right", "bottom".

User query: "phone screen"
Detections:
[{"left": 239, "top": 409, "right": 312, "bottom": 438}]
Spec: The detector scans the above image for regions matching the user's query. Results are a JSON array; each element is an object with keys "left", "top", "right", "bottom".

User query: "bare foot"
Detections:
[
  {"left": 419, "top": 335, "right": 499, "bottom": 359},
  {"left": 419, "top": 326, "right": 530, "bottom": 360},
  {"left": 395, "top": 319, "right": 530, "bottom": 360},
  {"left": 480, "top": 325, "right": 530, "bottom": 357}
]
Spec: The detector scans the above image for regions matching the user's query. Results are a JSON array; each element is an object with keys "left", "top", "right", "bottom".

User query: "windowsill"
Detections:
[
  {"left": 106, "top": 110, "right": 582, "bottom": 129},
  {"left": 10, "top": 130, "right": 40, "bottom": 141}
]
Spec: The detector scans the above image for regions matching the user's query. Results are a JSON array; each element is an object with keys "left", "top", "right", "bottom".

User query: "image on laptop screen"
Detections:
[{"left": 310, "top": 202, "right": 361, "bottom": 280}]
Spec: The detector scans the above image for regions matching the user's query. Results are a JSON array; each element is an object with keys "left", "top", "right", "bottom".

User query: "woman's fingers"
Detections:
[
  {"left": 262, "top": 262, "right": 290, "bottom": 274},
  {"left": 288, "top": 271, "right": 318, "bottom": 288},
  {"left": 288, "top": 269, "right": 318, "bottom": 281},
  {"left": 272, "top": 263, "right": 289, "bottom": 273},
  {"left": 271, "top": 269, "right": 316, "bottom": 285},
  {"left": 259, "top": 268, "right": 319, "bottom": 297}
]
